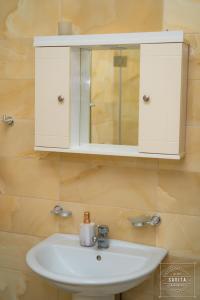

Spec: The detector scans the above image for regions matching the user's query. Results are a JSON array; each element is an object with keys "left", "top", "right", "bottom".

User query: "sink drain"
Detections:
[{"left": 96, "top": 255, "right": 102, "bottom": 261}]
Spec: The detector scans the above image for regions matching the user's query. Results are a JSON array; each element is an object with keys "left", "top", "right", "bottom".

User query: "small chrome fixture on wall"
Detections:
[
  {"left": 129, "top": 215, "right": 161, "bottom": 227},
  {"left": 51, "top": 205, "right": 72, "bottom": 218},
  {"left": 1, "top": 114, "right": 14, "bottom": 126}
]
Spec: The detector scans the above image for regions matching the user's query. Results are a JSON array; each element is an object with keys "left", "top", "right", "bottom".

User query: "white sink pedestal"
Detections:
[{"left": 72, "top": 296, "right": 114, "bottom": 300}]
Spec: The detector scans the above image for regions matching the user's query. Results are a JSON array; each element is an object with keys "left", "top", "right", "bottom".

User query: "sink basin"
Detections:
[{"left": 26, "top": 234, "right": 167, "bottom": 300}]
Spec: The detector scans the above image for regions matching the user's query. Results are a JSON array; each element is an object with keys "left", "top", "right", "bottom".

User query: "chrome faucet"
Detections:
[{"left": 93, "top": 225, "right": 109, "bottom": 249}]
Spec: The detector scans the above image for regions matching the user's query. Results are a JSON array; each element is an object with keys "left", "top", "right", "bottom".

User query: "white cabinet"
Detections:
[
  {"left": 138, "top": 43, "right": 188, "bottom": 155},
  {"left": 34, "top": 32, "right": 188, "bottom": 159},
  {"left": 35, "top": 47, "right": 80, "bottom": 149}
]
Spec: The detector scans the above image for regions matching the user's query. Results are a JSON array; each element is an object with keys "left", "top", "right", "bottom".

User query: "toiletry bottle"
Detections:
[{"left": 80, "top": 211, "right": 95, "bottom": 247}]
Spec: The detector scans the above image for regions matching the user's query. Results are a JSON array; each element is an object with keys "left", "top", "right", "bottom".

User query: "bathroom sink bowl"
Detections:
[{"left": 26, "top": 234, "right": 167, "bottom": 300}]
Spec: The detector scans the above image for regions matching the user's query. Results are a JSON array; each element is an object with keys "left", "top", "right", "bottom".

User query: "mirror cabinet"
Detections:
[{"left": 34, "top": 31, "right": 188, "bottom": 159}]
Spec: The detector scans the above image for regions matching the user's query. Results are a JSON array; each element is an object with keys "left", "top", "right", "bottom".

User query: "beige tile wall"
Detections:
[{"left": 0, "top": 0, "right": 199, "bottom": 299}]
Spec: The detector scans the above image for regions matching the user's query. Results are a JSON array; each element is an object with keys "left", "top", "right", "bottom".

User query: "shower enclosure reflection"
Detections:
[{"left": 80, "top": 47, "right": 140, "bottom": 146}]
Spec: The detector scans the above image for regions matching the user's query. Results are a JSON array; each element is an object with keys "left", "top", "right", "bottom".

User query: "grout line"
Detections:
[
  {"left": 188, "top": 78, "right": 200, "bottom": 81},
  {"left": 0, "top": 265, "right": 40, "bottom": 276},
  {"left": 0, "top": 154, "right": 60, "bottom": 161},
  {"left": 0, "top": 78, "right": 34, "bottom": 81},
  {"left": 186, "top": 123, "right": 200, "bottom": 128},
  {"left": 1, "top": 193, "right": 200, "bottom": 218},
  {"left": 185, "top": 32, "right": 200, "bottom": 35},
  {"left": 0, "top": 229, "right": 44, "bottom": 239},
  {"left": 0, "top": 192, "right": 157, "bottom": 213},
  {"left": 0, "top": 193, "right": 58, "bottom": 203}
]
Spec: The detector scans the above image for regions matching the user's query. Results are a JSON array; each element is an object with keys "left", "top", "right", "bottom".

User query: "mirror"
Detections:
[{"left": 80, "top": 46, "right": 140, "bottom": 146}]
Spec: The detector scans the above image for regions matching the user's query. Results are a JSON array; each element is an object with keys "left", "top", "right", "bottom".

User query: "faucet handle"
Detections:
[{"left": 97, "top": 225, "right": 109, "bottom": 237}]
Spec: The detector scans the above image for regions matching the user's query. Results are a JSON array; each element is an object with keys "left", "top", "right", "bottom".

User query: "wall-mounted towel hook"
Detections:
[
  {"left": 51, "top": 205, "right": 72, "bottom": 218},
  {"left": 1, "top": 114, "right": 14, "bottom": 126},
  {"left": 129, "top": 215, "right": 161, "bottom": 227}
]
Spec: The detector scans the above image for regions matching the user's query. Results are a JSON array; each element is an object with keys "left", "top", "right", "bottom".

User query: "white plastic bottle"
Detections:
[{"left": 80, "top": 211, "right": 95, "bottom": 247}]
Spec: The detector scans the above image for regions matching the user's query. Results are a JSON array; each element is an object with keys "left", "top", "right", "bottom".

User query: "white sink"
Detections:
[{"left": 26, "top": 234, "right": 167, "bottom": 300}]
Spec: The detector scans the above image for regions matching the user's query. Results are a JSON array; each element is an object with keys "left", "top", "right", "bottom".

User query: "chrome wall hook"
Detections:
[
  {"left": 1, "top": 114, "right": 14, "bottom": 126},
  {"left": 129, "top": 215, "right": 161, "bottom": 227},
  {"left": 51, "top": 205, "right": 72, "bottom": 218}
]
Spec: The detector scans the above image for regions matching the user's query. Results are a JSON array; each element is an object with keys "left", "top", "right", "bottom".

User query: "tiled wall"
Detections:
[{"left": 0, "top": 1, "right": 199, "bottom": 299}]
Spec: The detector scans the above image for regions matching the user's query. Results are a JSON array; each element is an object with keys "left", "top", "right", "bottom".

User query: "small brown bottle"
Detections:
[{"left": 80, "top": 211, "right": 95, "bottom": 247}]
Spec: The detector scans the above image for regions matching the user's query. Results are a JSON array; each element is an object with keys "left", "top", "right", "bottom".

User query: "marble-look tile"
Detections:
[
  {"left": 60, "top": 157, "right": 157, "bottom": 211},
  {"left": 123, "top": 290, "right": 153, "bottom": 300},
  {"left": 27, "top": 151, "right": 61, "bottom": 161},
  {"left": 0, "top": 39, "right": 33, "bottom": 79},
  {"left": 157, "top": 169, "right": 200, "bottom": 216},
  {"left": 0, "top": 268, "right": 26, "bottom": 300},
  {"left": 19, "top": 271, "right": 58, "bottom": 300},
  {"left": 58, "top": 290, "right": 72, "bottom": 300},
  {"left": 185, "top": 34, "right": 200, "bottom": 80},
  {"left": 60, "top": 153, "right": 158, "bottom": 170},
  {"left": 61, "top": 0, "right": 163, "bottom": 34},
  {"left": 0, "top": 195, "right": 59, "bottom": 237},
  {"left": 123, "top": 274, "right": 154, "bottom": 300},
  {"left": 0, "top": 0, "right": 18, "bottom": 38},
  {"left": 0, "top": 157, "right": 60, "bottom": 200},
  {"left": 187, "top": 80, "right": 200, "bottom": 125},
  {"left": 4, "top": 0, "right": 60, "bottom": 38},
  {"left": 156, "top": 213, "right": 200, "bottom": 258},
  {"left": 0, "top": 119, "right": 59, "bottom": 160},
  {"left": 0, "top": 120, "right": 34, "bottom": 158},
  {"left": 58, "top": 202, "right": 156, "bottom": 245},
  {"left": 134, "top": 158, "right": 158, "bottom": 170},
  {"left": 163, "top": 0, "right": 200, "bottom": 33},
  {"left": 0, "top": 79, "right": 34, "bottom": 120},
  {"left": 158, "top": 126, "right": 200, "bottom": 173},
  {"left": 0, "top": 268, "right": 58, "bottom": 300},
  {"left": 0, "top": 232, "right": 40, "bottom": 272}
]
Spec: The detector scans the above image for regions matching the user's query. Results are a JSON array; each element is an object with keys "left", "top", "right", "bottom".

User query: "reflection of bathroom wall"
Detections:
[
  {"left": 90, "top": 50, "right": 118, "bottom": 144},
  {"left": 90, "top": 49, "right": 139, "bottom": 146},
  {"left": 121, "top": 48, "right": 139, "bottom": 145}
]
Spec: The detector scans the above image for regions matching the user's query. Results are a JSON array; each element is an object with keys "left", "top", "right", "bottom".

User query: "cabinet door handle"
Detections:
[
  {"left": 143, "top": 95, "right": 150, "bottom": 102},
  {"left": 58, "top": 95, "right": 64, "bottom": 103}
]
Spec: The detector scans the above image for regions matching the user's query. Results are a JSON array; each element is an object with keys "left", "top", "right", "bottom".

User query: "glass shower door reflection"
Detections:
[{"left": 89, "top": 48, "right": 140, "bottom": 146}]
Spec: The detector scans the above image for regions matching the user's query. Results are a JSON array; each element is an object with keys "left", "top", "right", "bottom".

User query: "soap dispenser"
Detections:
[{"left": 80, "top": 211, "right": 95, "bottom": 247}]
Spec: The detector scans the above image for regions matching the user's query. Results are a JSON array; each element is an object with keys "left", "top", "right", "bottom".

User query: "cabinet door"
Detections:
[
  {"left": 35, "top": 47, "right": 70, "bottom": 148},
  {"left": 138, "top": 43, "right": 185, "bottom": 155}
]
